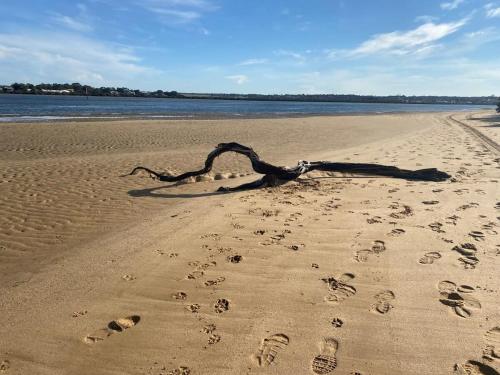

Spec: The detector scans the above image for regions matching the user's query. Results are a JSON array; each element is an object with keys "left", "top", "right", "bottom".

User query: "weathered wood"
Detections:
[{"left": 127, "top": 142, "right": 451, "bottom": 191}]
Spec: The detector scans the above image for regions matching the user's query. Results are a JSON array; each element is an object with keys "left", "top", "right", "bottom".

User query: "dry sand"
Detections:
[{"left": 0, "top": 112, "right": 498, "bottom": 375}]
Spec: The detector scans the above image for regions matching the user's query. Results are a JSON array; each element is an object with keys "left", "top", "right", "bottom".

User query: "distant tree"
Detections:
[
  {"left": 71, "top": 82, "right": 83, "bottom": 94},
  {"left": 497, "top": 100, "right": 500, "bottom": 113},
  {"left": 98, "top": 87, "right": 112, "bottom": 96},
  {"left": 11, "top": 82, "right": 27, "bottom": 93}
]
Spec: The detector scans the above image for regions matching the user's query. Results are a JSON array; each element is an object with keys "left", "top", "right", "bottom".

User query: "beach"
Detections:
[{"left": 0, "top": 111, "right": 498, "bottom": 374}]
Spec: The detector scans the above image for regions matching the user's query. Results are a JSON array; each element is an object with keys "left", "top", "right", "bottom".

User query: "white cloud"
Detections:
[
  {"left": 225, "top": 75, "right": 248, "bottom": 84},
  {"left": 349, "top": 19, "right": 467, "bottom": 56},
  {"left": 444, "top": 27, "right": 500, "bottom": 55},
  {"left": 290, "top": 61, "right": 500, "bottom": 96},
  {"left": 51, "top": 13, "right": 93, "bottom": 32},
  {"left": 147, "top": 8, "right": 201, "bottom": 22},
  {"left": 148, "top": 0, "right": 213, "bottom": 7},
  {"left": 0, "top": 45, "right": 22, "bottom": 60},
  {"left": 0, "top": 32, "right": 162, "bottom": 87},
  {"left": 486, "top": 7, "right": 500, "bottom": 17},
  {"left": 440, "top": 0, "right": 465, "bottom": 10},
  {"left": 415, "top": 15, "right": 439, "bottom": 23},
  {"left": 239, "top": 58, "right": 268, "bottom": 66},
  {"left": 273, "top": 49, "right": 305, "bottom": 60},
  {"left": 139, "top": 0, "right": 216, "bottom": 24}
]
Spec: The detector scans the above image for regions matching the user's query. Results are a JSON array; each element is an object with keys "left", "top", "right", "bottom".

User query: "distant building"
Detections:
[
  {"left": 1, "top": 86, "right": 14, "bottom": 93},
  {"left": 41, "top": 89, "right": 74, "bottom": 94}
]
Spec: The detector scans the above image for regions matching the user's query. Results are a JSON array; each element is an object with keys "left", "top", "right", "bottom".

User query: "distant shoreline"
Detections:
[{"left": 0, "top": 90, "right": 497, "bottom": 106}]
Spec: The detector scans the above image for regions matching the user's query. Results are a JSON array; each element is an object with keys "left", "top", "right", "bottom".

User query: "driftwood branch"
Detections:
[{"left": 127, "top": 142, "right": 451, "bottom": 192}]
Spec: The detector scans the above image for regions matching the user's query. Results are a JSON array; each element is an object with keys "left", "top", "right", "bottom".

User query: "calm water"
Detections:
[{"left": 0, "top": 94, "right": 493, "bottom": 122}]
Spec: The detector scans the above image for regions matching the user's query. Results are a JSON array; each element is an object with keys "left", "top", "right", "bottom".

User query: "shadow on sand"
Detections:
[
  {"left": 128, "top": 183, "right": 230, "bottom": 199},
  {"left": 470, "top": 114, "right": 500, "bottom": 128},
  {"left": 128, "top": 175, "right": 408, "bottom": 200}
]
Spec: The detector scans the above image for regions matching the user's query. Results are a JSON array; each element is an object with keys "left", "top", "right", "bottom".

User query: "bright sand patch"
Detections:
[{"left": 0, "top": 112, "right": 498, "bottom": 374}]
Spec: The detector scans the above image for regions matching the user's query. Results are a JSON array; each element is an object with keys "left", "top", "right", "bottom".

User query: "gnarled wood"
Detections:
[{"left": 127, "top": 142, "right": 451, "bottom": 191}]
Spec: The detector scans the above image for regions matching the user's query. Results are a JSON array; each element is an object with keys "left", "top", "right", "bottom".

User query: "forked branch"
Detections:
[{"left": 127, "top": 142, "right": 451, "bottom": 191}]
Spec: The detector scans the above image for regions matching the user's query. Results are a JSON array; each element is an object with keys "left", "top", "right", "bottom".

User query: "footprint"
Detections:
[
  {"left": 214, "top": 299, "right": 229, "bottom": 313},
  {"left": 312, "top": 338, "right": 338, "bottom": 374},
  {"left": 255, "top": 333, "right": 290, "bottom": 367},
  {"left": 331, "top": 318, "right": 343, "bottom": 328},
  {"left": 447, "top": 215, "right": 460, "bottom": 225},
  {"left": 203, "top": 324, "right": 217, "bottom": 334},
  {"left": 322, "top": 273, "right": 356, "bottom": 304},
  {"left": 389, "top": 204, "right": 413, "bottom": 219},
  {"left": 458, "top": 203, "right": 479, "bottom": 211},
  {"left": 453, "top": 243, "right": 478, "bottom": 257},
  {"left": 419, "top": 252, "right": 442, "bottom": 264},
  {"left": 168, "top": 366, "right": 191, "bottom": 375},
  {"left": 354, "top": 241, "right": 385, "bottom": 262},
  {"left": 453, "top": 244, "right": 480, "bottom": 269},
  {"left": 208, "top": 334, "right": 221, "bottom": 345},
  {"left": 227, "top": 255, "right": 242, "bottom": 263},
  {"left": 187, "top": 304, "right": 200, "bottom": 313},
  {"left": 0, "top": 360, "right": 10, "bottom": 372},
  {"left": 429, "top": 222, "right": 445, "bottom": 233},
  {"left": 84, "top": 315, "right": 140, "bottom": 344},
  {"left": 366, "top": 216, "right": 382, "bottom": 224},
  {"left": 469, "top": 231, "right": 486, "bottom": 241},
  {"left": 388, "top": 228, "right": 406, "bottom": 236},
  {"left": 459, "top": 256, "right": 480, "bottom": 269},
  {"left": 438, "top": 281, "right": 481, "bottom": 318},
  {"left": 201, "top": 324, "right": 221, "bottom": 346},
  {"left": 483, "top": 326, "right": 500, "bottom": 361},
  {"left": 204, "top": 276, "right": 226, "bottom": 287},
  {"left": 354, "top": 249, "right": 371, "bottom": 263},
  {"left": 172, "top": 292, "right": 187, "bottom": 300},
  {"left": 422, "top": 200, "right": 439, "bottom": 205},
  {"left": 186, "top": 270, "right": 204, "bottom": 280},
  {"left": 371, "top": 240, "right": 386, "bottom": 254},
  {"left": 454, "top": 360, "right": 498, "bottom": 374},
  {"left": 371, "top": 290, "right": 395, "bottom": 314}
]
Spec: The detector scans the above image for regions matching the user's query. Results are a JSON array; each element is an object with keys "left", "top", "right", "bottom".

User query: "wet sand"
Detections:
[{"left": 0, "top": 112, "right": 498, "bottom": 375}]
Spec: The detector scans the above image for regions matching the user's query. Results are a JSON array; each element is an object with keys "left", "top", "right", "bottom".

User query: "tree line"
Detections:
[
  {"left": 1, "top": 82, "right": 180, "bottom": 98},
  {"left": 0, "top": 82, "right": 498, "bottom": 106},
  {"left": 181, "top": 92, "right": 498, "bottom": 105}
]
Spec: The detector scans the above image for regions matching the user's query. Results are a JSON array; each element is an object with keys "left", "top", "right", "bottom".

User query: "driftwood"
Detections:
[{"left": 127, "top": 142, "right": 451, "bottom": 192}]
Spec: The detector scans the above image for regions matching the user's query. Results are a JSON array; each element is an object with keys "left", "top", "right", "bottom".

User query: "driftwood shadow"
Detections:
[
  {"left": 128, "top": 184, "right": 229, "bottom": 199},
  {"left": 127, "top": 175, "right": 395, "bottom": 200}
]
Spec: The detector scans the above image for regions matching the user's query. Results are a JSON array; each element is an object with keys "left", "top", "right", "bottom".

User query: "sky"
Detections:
[{"left": 0, "top": 0, "right": 499, "bottom": 95}]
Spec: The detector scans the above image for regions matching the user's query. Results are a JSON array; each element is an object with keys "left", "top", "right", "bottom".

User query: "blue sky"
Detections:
[{"left": 0, "top": 0, "right": 499, "bottom": 95}]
